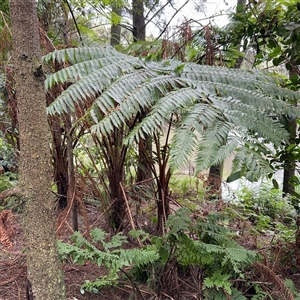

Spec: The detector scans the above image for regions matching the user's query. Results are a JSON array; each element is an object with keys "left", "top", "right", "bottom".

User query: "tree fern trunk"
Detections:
[
  {"left": 208, "top": 165, "right": 223, "bottom": 200},
  {"left": 50, "top": 117, "right": 68, "bottom": 209},
  {"left": 108, "top": 164, "right": 125, "bottom": 230},
  {"left": 104, "top": 130, "right": 127, "bottom": 231}
]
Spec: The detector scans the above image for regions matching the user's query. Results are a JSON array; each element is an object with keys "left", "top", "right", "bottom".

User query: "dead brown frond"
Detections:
[
  {"left": 39, "top": 27, "right": 55, "bottom": 55},
  {"left": 253, "top": 262, "right": 294, "bottom": 300},
  {"left": 154, "top": 262, "right": 203, "bottom": 300},
  {"left": 0, "top": 254, "right": 27, "bottom": 300},
  {"left": 0, "top": 209, "right": 15, "bottom": 250}
]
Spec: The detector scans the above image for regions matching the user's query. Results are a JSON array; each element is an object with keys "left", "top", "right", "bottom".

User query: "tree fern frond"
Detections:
[
  {"left": 169, "top": 93, "right": 288, "bottom": 172},
  {"left": 91, "top": 70, "right": 155, "bottom": 131},
  {"left": 43, "top": 45, "right": 126, "bottom": 65},
  {"left": 230, "top": 143, "right": 274, "bottom": 181},
  {"left": 168, "top": 103, "right": 225, "bottom": 169},
  {"left": 193, "top": 121, "right": 234, "bottom": 172},
  {"left": 215, "top": 97, "right": 289, "bottom": 145},
  {"left": 121, "top": 87, "right": 210, "bottom": 144},
  {"left": 209, "top": 132, "right": 242, "bottom": 167},
  {"left": 91, "top": 76, "right": 192, "bottom": 136},
  {"left": 181, "top": 64, "right": 271, "bottom": 85},
  {"left": 180, "top": 63, "right": 300, "bottom": 102},
  {"left": 44, "top": 45, "right": 300, "bottom": 178},
  {"left": 169, "top": 128, "right": 199, "bottom": 170},
  {"left": 46, "top": 58, "right": 144, "bottom": 115},
  {"left": 194, "top": 82, "right": 297, "bottom": 116},
  {"left": 45, "top": 56, "right": 142, "bottom": 91}
]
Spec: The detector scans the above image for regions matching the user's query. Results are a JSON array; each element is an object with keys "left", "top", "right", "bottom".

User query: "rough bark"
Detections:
[{"left": 10, "top": 0, "right": 66, "bottom": 299}]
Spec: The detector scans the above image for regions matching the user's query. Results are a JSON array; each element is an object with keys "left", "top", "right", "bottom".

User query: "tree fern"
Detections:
[{"left": 43, "top": 45, "right": 300, "bottom": 179}]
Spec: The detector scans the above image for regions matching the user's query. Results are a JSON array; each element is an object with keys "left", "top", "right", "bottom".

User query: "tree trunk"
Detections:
[
  {"left": 50, "top": 118, "right": 68, "bottom": 209},
  {"left": 234, "top": 0, "right": 246, "bottom": 69},
  {"left": 10, "top": 1, "right": 66, "bottom": 299},
  {"left": 110, "top": 4, "right": 122, "bottom": 46},
  {"left": 132, "top": 0, "right": 145, "bottom": 42},
  {"left": 108, "top": 155, "right": 126, "bottom": 230},
  {"left": 282, "top": 116, "right": 297, "bottom": 196},
  {"left": 66, "top": 114, "right": 78, "bottom": 231}
]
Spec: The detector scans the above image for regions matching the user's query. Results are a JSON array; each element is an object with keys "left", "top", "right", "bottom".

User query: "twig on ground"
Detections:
[{"left": 120, "top": 182, "right": 143, "bottom": 247}]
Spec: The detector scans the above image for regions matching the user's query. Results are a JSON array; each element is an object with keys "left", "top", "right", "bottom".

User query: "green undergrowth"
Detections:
[
  {"left": 58, "top": 207, "right": 259, "bottom": 298},
  {"left": 57, "top": 180, "right": 300, "bottom": 299},
  {"left": 232, "top": 183, "right": 297, "bottom": 243}
]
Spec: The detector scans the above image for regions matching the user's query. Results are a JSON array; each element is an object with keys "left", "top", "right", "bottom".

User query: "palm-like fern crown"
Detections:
[{"left": 43, "top": 45, "right": 300, "bottom": 179}]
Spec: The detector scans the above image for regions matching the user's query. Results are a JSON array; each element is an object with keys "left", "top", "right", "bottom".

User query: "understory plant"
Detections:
[
  {"left": 236, "top": 183, "right": 297, "bottom": 235},
  {"left": 58, "top": 207, "right": 260, "bottom": 298}
]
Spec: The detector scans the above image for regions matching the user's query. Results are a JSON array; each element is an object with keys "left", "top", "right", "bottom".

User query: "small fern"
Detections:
[
  {"left": 58, "top": 228, "right": 159, "bottom": 293},
  {"left": 58, "top": 208, "right": 258, "bottom": 297},
  {"left": 134, "top": 208, "right": 257, "bottom": 297},
  {"left": 203, "top": 270, "right": 232, "bottom": 294},
  {"left": 58, "top": 208, "right": 300, "bottom": 298}
]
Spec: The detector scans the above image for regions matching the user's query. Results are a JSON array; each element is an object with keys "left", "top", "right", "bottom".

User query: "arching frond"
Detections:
[
  {"left": 44, "top": 45, "right": 300, "bottom": 177},
  {"left": 46, "top": 57, "right": 143, "bottom": 115},
  {"left": 174, "top": 63, "right": 300, "bottom": 103},
  {"left": 92, "top": 76, "right": 192, "bottom": 137},
  {"left": 43, "top": 45, "right": 128, "bottom": 65},
  {"left": 231, "top": 141, "right": 274, "bottom": 181}
]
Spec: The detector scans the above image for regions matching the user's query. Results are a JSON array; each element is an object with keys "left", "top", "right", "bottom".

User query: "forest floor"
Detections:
[
  {"left": 0, "top": 204, "right": 132, "bottom": 300},
  {"left": 1, "top": 199, "right": 300, "bottom": 300}
]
